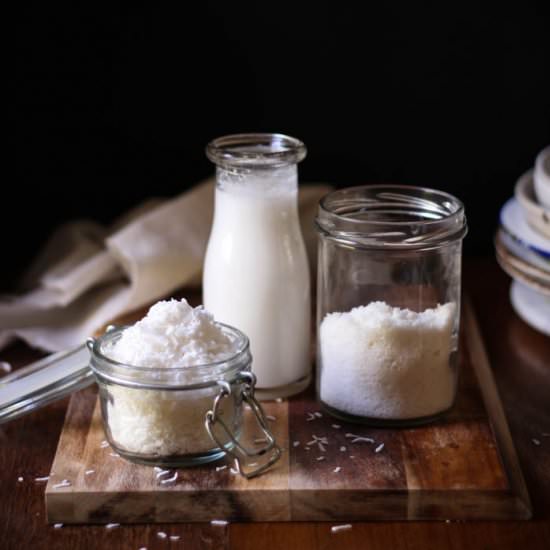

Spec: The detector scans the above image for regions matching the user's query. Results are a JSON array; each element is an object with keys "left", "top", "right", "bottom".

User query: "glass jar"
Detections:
[
  {"left": 203, "top": 133, "right": 311, "bottom": 400},
  {"left": 88, "top": 323, "right": 281, "bottom": 478},
  {"left": 315, "top": 185, "right": 467, "bottom": 426}
]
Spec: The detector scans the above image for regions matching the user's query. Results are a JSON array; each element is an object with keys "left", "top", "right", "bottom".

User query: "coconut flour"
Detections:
[{"left": 319, "top": 301, "right": 456, "bottom": 420}]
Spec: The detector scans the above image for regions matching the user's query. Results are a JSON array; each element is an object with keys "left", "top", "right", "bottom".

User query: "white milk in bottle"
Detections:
[{"left": 203, "top": 134, "right": 311, "bottom": 399}]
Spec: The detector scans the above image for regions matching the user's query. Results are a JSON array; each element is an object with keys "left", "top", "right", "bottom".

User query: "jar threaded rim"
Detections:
[{"left": 316, "top": 184, "right": 467, "bottom": 250}]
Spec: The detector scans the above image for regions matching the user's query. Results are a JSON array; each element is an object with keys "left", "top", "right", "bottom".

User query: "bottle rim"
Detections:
[
  {"left": 316, "top": 184, "right": 467, "bottom": 250},
  {"left": 206, "top": 133, "right": 307, "bottom": 169}
]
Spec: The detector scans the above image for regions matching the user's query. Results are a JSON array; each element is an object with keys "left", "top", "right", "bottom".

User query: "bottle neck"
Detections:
[{"left": 215, "top": 164, "right": 298, "bottom": 198}]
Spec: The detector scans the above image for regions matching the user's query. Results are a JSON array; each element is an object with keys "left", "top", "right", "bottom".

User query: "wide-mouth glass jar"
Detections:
[
  {"left": 88, "top": 323, "right": 281, "bottom": 478},
  {"left": 316, "top": 185, "right": 467, "bottom": 426}
]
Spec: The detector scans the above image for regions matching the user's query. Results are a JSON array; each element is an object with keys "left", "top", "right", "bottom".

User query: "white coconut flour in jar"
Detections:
[
  {"left": 319, "top": 301, "right": 456, "bottom": 420},
  {"left": 102, "top": 299, "right": 240, "bottom": 458}
]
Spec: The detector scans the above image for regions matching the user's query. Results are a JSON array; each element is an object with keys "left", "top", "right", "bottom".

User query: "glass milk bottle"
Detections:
[{"left": 203, "top": 133, "right": 311, "bottom": 399}]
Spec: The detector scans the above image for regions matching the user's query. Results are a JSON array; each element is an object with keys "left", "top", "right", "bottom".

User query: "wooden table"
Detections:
[{"left": 1, "top": 257, "right": 549, "bottom": 549}]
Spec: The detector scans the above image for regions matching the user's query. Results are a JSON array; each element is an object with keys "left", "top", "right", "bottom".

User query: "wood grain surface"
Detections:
[
  {"left": 1, "top": 258, "right": 549, "bottom": 549},
  {"left": 45, "top": 300, "right": 530, "bottom": 523}
]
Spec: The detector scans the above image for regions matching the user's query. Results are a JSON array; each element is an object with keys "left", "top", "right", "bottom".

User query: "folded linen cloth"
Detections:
[{"left": 0, "top": 179, "right": 331, "bottom": 352}]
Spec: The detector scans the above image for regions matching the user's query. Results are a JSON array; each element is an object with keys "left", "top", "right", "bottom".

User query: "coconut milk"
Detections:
[{"left": 203, "top": 165, "right": 311, "bottom": 396}]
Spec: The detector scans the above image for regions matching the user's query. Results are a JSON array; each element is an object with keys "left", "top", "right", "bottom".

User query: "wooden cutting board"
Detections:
[{"left": 45, "top": 300, "right": 531, "bottom": 523}]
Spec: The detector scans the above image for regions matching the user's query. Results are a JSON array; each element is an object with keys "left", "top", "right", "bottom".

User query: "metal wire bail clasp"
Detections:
[{"left": 205, "top": 371, "right": 282, "bottom": 479}]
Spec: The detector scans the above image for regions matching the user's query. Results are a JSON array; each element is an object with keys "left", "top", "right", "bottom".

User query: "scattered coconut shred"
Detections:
[
  {"left": 103, "top": 299, "right": 240, "bottom": 457},
  {"left": 331, "top": 524, "right": 352, "bottom": 534},
  {"left": 160, "top": 472, "right": 178, "bottom": 484},
  {"left": 52, "top": 479, "right": 71, "bottom": 489}
]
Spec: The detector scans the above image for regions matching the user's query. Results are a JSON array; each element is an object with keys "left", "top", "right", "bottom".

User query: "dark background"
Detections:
[{"left": 10, "top": 2, "right": 550, "bottom": 288}]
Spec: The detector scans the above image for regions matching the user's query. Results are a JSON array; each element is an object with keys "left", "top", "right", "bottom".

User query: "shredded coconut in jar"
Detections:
[
  {"left": 320, "top": 301, "right": 456, "bottom": 420},
  {"left": 108, "top": 299, "right": 236, "bottom": 367},
  {"left": 103, "top": 299, "right": 240, "bottom": 457}
]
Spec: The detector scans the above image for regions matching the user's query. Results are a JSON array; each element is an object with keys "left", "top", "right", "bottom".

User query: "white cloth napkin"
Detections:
[{"left": 0, "top": 179, "right": 331, "bottom": 352}]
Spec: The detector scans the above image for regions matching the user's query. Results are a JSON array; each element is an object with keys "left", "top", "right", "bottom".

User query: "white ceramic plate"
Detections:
[
  {"left": 534, "top": 145, "right": 550, "bottom": 208},
  {"left": 500, "top": 197, "right": 550, "bottom": 259},
  {"left": 496, "top": 248, "right": 550, "bottom": 297},
  {"left": 510, "top": 280, "right": 550, "bottom": 336},
  {"left": 514, "top": 170, "right": 550, "bottom": 239}
]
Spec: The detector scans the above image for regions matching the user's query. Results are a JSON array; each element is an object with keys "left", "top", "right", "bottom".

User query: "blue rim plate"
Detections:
[
  {"left": 500, "top": 197, "right": 550, "bottom": 259},
  {"left": 498, "top": 228, "right": 550, "bottom": 273},
  {"left": 495, "top": 230, "right": 550, "bottom": 278}
]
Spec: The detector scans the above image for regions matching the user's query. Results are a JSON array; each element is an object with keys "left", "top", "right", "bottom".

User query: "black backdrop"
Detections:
[{"left": 10, "top": 2, "right": 550, "bottom": 288}]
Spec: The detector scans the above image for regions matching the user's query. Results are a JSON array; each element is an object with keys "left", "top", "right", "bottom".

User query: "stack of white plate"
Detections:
[{"left": 495, "top": 146, "right": 550, "bottom": 336}]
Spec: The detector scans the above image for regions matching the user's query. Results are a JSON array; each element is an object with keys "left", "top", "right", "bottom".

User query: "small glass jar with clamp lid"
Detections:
[{"left": 88, "top": 323, "right": 281, "bottom": 478}]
